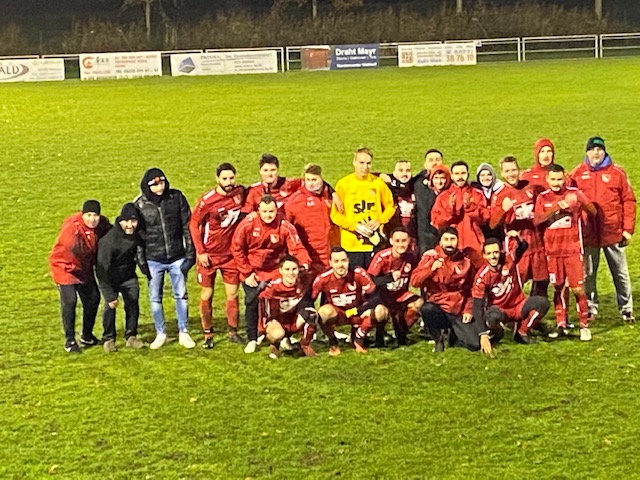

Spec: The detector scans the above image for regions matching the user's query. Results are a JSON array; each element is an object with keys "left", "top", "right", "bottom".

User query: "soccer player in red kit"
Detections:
[
  {"left": 490, "top": 155, "right": 548, "bottom": 297},
  {"left": 243, "top": 153, "right": 343, "bottom": 213},
  {"left": 231, "top": 195, "right": 311, "bottom": 353},
  {"left": 312, "top": 247, "right": 389, "bottom": 355},
  {"left": 521, "top": 138, "right": 556, "bottom": 189},
  {"left": 259, "top": 256, "right": 318, "bottom": 359},
  {"left": 534, "top": 165, "right": 596, "bottom": 341},
  {"left": 284, "top": 164, "right": 340, "bottom": 277},
  {"left": 367, "top": 228, "right": 422, "bottom": 345},
  {"left": 472, "top": 234, "right": 550, "bottom": 345},
  {"left": 189, "top": 163, "right": 246, "bottom": 348},
  {"left": 411, "top": 227, "right": 493, "bottom": 355},
  {"left": 431, "top": 161, "right": 489, "bottom": 268}
]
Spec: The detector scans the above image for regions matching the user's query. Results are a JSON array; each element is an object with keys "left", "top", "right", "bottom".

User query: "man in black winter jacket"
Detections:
[
  {"left": 134, "top": 168, "right": 196, "bottom": 350},
  {"left": 414, "top": 149, "right": 444, "bottom": 255},
  {"left": 96, "top": 203, "right": 149, "bottom": 352}
]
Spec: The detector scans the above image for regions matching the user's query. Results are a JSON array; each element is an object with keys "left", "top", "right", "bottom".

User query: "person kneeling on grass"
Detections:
[
  {"left": 311, "top": 247, "right": 390, "bottom": 356},
  {"left": 258, "top": 255, "right": 318, "bottom": 359},
  {"left": 471, "top": 234, "right": 550, "bottom": 346},
  {"left": 96, "top": 203, "right": 150, "bottom": 353},
  {"left": 50, "top": 200, "right": 111, "bottom": 353},
  {"left": 410, "top": 227, "right": 493, "bottom": 356}
]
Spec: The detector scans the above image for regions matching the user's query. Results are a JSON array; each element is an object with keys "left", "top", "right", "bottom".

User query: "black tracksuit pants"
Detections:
[
  {"left": 101, "top": 277, "right": 140, "bottom": 341},
  {"left": 58, "top": 281, "right": 101, "bottom": 342}
]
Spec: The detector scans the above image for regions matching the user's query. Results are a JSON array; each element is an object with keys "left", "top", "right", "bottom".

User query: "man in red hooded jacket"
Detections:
[
  {"left": 570, "top": 136, "right": 637, "bottom": 322},
  {"left": 410, "top": 227, "right": 493, "bottom": 356},
  {"left": 284, "top": 164, "right": 340, "bottom": 278},
  {"left": 231, "top": 194, "right": 311, "bottom": 354},
  {"left": 521, "top": 138, "right": 556, "bottom": 189},
  {"left": 431, "top": 161, "right": 489, "bottom": 268},
  {"left": 50, "top": 200, "right": 111, "bottom": 353}
]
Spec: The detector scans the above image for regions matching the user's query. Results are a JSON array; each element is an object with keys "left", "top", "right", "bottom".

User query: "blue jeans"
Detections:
[{"left": 148, "top": 259, "right": 189, "bottom": 334}]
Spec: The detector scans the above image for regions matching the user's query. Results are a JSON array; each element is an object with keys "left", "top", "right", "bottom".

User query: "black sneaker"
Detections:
[
  {"left": 374, "top": 328, "right": 385, "bottom": 348},
  {"left": 548, "top": 325, "right": 569, "bottom": 339},
  {"left": 396, "top": 332, "right": 408, "bottom": 346},
  {"left": 228, "top": 333, "right": 247, "bottom": 345},
  {"left": 202, "top": 336, "right": 214, "bottom": 349},
  {"left": 622, "top": 312, "right": 635, "bottom": 323},
  {"left": 79, "top": 334, "right": 102, "bottom": 347},
  {"left": 514, "top": 331, "right": 535, "bottom": 344},
  {"left": 64, "top": 341, "right": 82, "bottom": 354},
  {"left": 531, "top": 322, "right": 551, "bottom": 336}
]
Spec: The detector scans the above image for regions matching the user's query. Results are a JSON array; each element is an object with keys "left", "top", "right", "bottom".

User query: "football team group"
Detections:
[{"left": 49, "top": 135, "right": 636, "bottom": 358}]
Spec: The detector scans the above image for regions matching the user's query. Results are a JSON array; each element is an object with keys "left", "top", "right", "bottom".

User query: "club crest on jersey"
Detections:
[
  {"left": 502, "top": 267, "right": 510, "bottom": 276},
  {"left": 602, "top": 174, "right": 611, "bottom": 183},
  {"left": 403, "top": 263, "right": 412, "bottom": 273},
  {"left": 347, "top": 282, "right": 357, "bottom": 291},
  {"left": 526, "top": 190, "right": 533, "bottom": 198},
  {"left": 270, "top": 234, "right": 279, "bottom": 243},
  {"left": 306, "top": 200, "right": 315, "bottom": 207},
  {"left": 233, "top": 195, "right": 242, "bottom": 205},
  {"left": 252, "top": 229, "right": 260, "bottom": 237}
]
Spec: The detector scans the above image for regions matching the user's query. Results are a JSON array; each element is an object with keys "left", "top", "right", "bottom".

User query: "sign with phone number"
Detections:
[{"left": 398, "top": 43, "right": 477, "bottom": 67}]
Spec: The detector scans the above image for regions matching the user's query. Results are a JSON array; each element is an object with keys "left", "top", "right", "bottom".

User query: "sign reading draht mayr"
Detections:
[{"left": 331, "top": 44, "right": 380, "bottom": 70}]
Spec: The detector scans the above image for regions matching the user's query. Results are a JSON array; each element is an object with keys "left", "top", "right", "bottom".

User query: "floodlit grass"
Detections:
[{"left": 1, "top": 57, "right": 640, "bottom": 478}]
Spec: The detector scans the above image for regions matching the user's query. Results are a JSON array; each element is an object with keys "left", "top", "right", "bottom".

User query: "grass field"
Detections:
[{"left": 2, "top": 57, "right": 640, "bottom": 479}]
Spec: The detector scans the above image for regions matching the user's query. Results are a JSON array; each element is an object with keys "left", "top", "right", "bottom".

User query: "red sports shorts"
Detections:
[
  {"left": 546, "top": 255, "right": 584, "bottom": 288},
  {"left": 517, "top": 250, "right": 548, "bottom": 283},
  {"left": 196, "top": 256, "right": 239, "bottom": 287}
]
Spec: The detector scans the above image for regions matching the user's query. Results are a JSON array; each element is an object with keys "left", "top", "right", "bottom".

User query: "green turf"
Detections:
[{"left": 1, "top": 57, "right": 640, "bottom": 479}]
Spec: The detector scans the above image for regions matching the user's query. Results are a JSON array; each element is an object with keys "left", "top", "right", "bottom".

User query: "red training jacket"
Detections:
[
  {"left": 230, "top": 213, "right": 310, "bottom": 282},
  {"left": 284, "top": 185, "right": 340, "bottom": 272},
  {"left": 431, "top": 184, "right": 488, "bottom": 255},
  {"left": 410, "top": 245, "right": 474, "bottom": 315},
  {"left": 49, "top": 212, "right": 111, "bottom": 285},
  {"left": 570, "top": 162, "right": 636, "bottom": 248}
]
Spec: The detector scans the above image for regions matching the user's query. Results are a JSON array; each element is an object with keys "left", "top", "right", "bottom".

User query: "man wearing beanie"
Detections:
[
  {"left": 570, "top": 137, "right": 637, "bottom": 322},
  {"left": 50, "top": 200, "right": 111, "bottom": 353},
  {"left": 96, "top": 203, "right": 150, "bottom": 352},
  {"left": 134, "top": 168, "right": 196, "bottom": 349},
  {"left": 521, "top": 138, "right": 556, "bottom": 189}
]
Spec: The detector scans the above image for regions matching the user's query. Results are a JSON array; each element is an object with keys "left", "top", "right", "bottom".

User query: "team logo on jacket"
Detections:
[
  {"left": 602, "top": 174, "right": 611, "bottom": 183},
  {"left": 270, "top": 234, "right": 279, "bottom": 243}
]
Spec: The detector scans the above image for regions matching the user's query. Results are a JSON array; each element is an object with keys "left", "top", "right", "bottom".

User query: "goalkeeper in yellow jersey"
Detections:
[{"left": 331, "top": 147, "right": 396, "bottom": 269}]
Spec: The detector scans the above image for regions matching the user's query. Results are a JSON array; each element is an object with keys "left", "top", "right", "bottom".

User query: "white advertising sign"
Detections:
[
  {"left": 398, "top": 43, "right": 477, "bottom": 67},
  {"left": 79, "top": 51, "right": 162, "bottom": 80},
  {"left": 398, "top": 44, "right": 445, "bottom": 67},
  {"left": 443, "top": 43, "right": 477, "bottom": 65},
  {"left": 0, "top": 59, "right": 65, "bottom": 83},
  {"left": 170, "top": 51, "right": 279, "bottom": 76}
]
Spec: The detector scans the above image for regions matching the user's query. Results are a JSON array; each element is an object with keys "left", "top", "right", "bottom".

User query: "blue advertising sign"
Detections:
[{"left": 330, "top": 44, "right": 380, "bottom": 70}]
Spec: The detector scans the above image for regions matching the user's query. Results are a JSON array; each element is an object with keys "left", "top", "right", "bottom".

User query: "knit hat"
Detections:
[
  {"left": 534, "top": 138, "right": 555, "bottom": 166},
  {"left": 119, "top": 202, "right": 139, "bottom": 221},
  {"left": 586, "top": 136, "right": 606, "bottom": 151},
  {"left": 82, "top": 199, "right": 101, "bottom": 215}
]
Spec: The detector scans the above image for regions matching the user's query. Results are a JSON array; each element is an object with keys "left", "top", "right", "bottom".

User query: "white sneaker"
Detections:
[
  {"left": 244, "top": 340, "right": 257, "bottom": 354},
  {"left": 280, "top": 338, "right": 294, "bottom": 351},
  {"left": 178, "top": 332, "right": 196, "bottom": 349},
  {"left": 334, "top": 331, "right": 349, "bottom": 341},
  {"left": 580, "top": 327, "right": 592, "bottom": 342},
  {"left": 150, "top": 333, "right": 167, "bottom": 350},
  {"left": 256, "top": 334, "right": 265, "bottom": 346}
]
